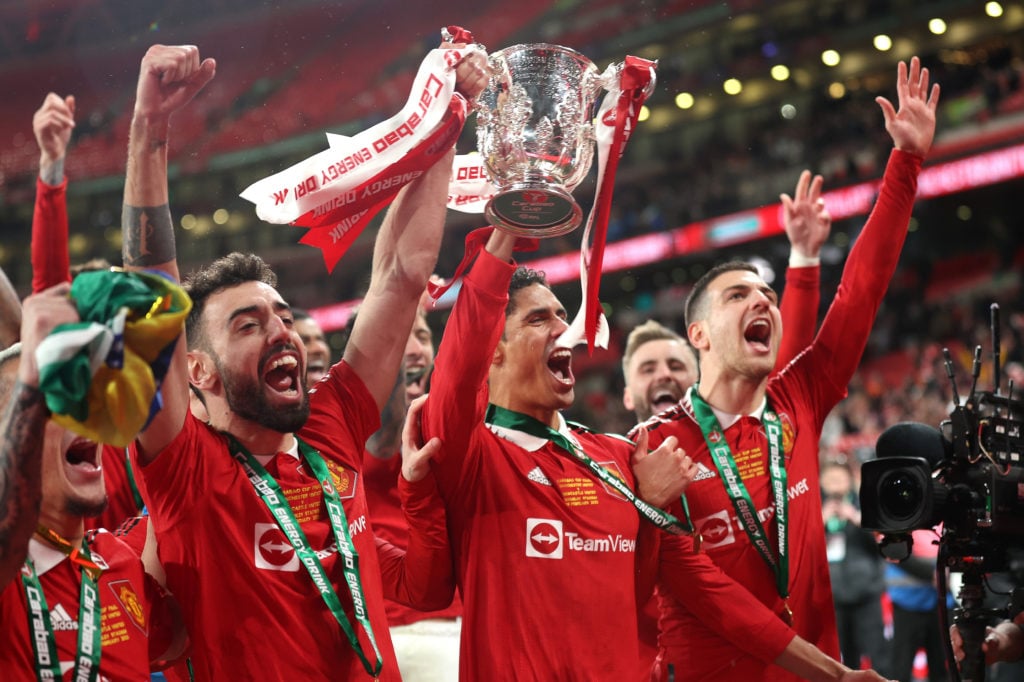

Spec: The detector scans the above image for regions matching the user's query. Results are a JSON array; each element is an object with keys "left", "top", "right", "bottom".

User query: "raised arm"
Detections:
[
  {"left": 806, "top": 57, "right": 939, "bottom": 401},
  {"left": 776, "top": 169, "right": 830, "bottom": 370},
  {"left": 31, "top": 93, "right": 75, "bottom": 293},
  {"left": 343, "top": 46, "right": 487, "bottom": 409},
  {"left": 419, "top": 228, "right": 515, "bottom": 495},
  {"left": 0, "top": 283, "right": 79, "bottom": 587},
  {"left": 122, "top": 45, "right": 215, "bottom": 462}
]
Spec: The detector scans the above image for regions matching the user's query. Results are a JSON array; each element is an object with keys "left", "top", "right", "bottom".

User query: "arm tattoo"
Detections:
[
  {"left": 0, "top": 382, "right": 47, "bottom": 575},
  {"left": 122, "top": 204, "right": 176, "bottom": 267}
]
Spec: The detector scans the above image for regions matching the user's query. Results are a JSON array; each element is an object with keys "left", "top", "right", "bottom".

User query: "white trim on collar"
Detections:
[
  {"left": 254, "top": 436, "right": 300, "bottom": 466},
  {"left": 27, "top": 538, "right": 70, "bottom": 577},
  {"left": 684, "top": 386, "right": 767, "bottom": 430}
]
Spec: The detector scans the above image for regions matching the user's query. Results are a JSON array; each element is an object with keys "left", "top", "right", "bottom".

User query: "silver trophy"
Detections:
[{"left": 476, "top": 44, "right": 605, "bottom": 238}]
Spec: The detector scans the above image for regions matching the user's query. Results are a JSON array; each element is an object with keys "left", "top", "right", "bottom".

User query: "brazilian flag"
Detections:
[{"left": 35, "top": 268, "right": 191, "bottom": 447}]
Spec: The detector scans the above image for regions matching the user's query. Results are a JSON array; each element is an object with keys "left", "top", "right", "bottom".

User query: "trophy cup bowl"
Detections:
[{"left": 476, "top": 44, "right": 603, "bottom": 238}]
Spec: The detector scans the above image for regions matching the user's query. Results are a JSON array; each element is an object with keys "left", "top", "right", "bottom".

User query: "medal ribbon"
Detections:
[
  {"left": 22, "top": 531, "right": 103, "bottom": 682},
  {"left": 123, "top": 447, "right": 146, "bottom": 514},
  {"left": 689, "top": 388, "right": 789, "bottom": 602},
  {"left": 226, "top": 435, "right": 382, "bottom": 677},
  {"left": 486, "top": 404, "right": 693, "bottom": 536}
]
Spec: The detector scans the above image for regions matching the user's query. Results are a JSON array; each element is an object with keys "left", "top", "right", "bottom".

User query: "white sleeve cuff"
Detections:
[{"left": 788, "top": 252, "right": 820, "bottom": 268}]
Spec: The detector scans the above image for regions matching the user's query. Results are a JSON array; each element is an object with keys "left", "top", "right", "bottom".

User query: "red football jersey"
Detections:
[
  {"left": 134, "top": 361, "right": 401, "bottom": 681},
  {"left": 420, "top": 250, "right": 796, "bottom": 680},
  {"left": 639, "top": 149, "right": 923, "bottom": 680},
  {"left": 0, "top": 531, "right": 175, "bottom": 680}
]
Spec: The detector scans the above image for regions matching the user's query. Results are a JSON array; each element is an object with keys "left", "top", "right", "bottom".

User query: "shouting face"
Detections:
[
  {"left": 689, "top": 269, "right": 782, "bottom": 382},
  {"left": 623, "top": 337, "right": 698, "bottom": 421},
  {"left": 490, "top": 283, "right": 573, "bottom": 425},
  {"left": 195, "top": 280, "right": 310, "bottom": 433}
]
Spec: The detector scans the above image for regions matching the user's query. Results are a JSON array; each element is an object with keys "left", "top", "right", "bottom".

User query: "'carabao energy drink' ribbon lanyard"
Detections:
[
  {"left": 227, "top": 435, "right": 382, "bottom": 677},
  {"left": 486, "top": 404, "right": 693, "bottom": 537},
  {"left": 689, "top": 387, "right": 793, "bottom": 624},
  {"left": 22, "top": 528, "right": 103, "bottom": 681}
]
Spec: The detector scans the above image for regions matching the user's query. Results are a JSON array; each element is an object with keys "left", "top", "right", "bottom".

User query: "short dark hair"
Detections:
[
  {"left": 684, "top": 261, "right": 758, "bottom": 328},
  {"left": 183, "top": 253, "right": 278, "bottom": 349},
  {"left": 507, "top": 266, "right": 548, "bottom": 316},
  {"left": 291, "top": 307, "right": 313, "bottom": 322}
]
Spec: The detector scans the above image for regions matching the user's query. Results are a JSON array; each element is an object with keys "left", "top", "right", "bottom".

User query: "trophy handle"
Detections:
[{"left": 597, "top": 59, "right": 658, "bottom": 98}]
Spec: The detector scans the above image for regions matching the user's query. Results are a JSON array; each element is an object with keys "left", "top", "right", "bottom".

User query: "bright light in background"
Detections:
[
  {"left": 213, "top": 208, "right": 230, "bottom": 225},
  {"left": 828, "top": 81, "right": 847, "bottom": 99},
  {"left": 873, "top": 34, "right": 892, "bottom": 51},
  {"left": 105, "top": 228, "right": 122, "bottom": 249},
  {"left": 929, "top": 18, "right": 947, "bottom": 34},
  {"left": 821, "top": 49, "right": 841, "bottom": 67},
  {"left": 723, "top": 78, "right": 743, "bottom": 95},
  {"left": 68, "top": 234, "right": 89, "bottom": 256},
  {"left": 181, "top": 213, "right": 197, "bottom": 230},
  {"left": 986, "top": 2, "right": 1004, "bottom": 18},
  {"left": 638, "top": 105, "right": 650, "bottom": 122},
  {"left": 770, "top": 64, "right": 790, "bottom": 81},
  {"left": 780, "top": 103, "right": 797, "bottom": 119},
  {"left": 675, "top": 92, "right": 694, "bottom": 109},
  {"left": 957, "top": 205, "right": 972, "bottom": 221},
  {"left": 749, "top": 256, "right": 775, "bottom": 284}
]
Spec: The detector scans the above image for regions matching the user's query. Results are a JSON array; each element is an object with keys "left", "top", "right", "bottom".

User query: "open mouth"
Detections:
[
  {"left": 744, "top": 319, "right": 772, "bottom": 353},
  {"left": 65, "top": 438, "right": 101, "bottom": 471},
  {"left": 547, "top": 348, "right": 574, "bottom": 387},
  {"left": 263, "top": 353, "right": 301, "bottom": 398},
  {"left": 306, "top": 358, "right": 327, "bottom": 378},
  {"left": 650, "top": 384, "right": 682, "bottom": 413},
  {"left": 405, "top": 366, "right": 428, "bottom": 388}
]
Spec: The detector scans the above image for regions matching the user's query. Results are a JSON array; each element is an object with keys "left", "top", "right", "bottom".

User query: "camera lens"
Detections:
[{"left": 879, "top": 471, "right": 923, "bottom": 521}]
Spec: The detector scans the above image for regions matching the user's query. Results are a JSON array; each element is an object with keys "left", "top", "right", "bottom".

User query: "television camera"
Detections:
[{"left": 859, "top": 304, "right": 1024, "bottom": 682}]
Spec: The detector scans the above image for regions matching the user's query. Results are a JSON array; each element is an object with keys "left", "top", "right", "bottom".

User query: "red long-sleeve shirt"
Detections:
[
  {"left": 422, "top": 248, "right": 796, "bottom": 681},
  {"left": 638, "top": 148, "right": 923, "bottom": 680}
]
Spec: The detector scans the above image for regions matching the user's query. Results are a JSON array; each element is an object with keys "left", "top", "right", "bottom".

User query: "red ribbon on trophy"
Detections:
[
  {"left": 240, "top": 27, "right": 480, "bottom": 272},
  {"left": 575, "top": 55, "right": 656, "bottom": 352}
]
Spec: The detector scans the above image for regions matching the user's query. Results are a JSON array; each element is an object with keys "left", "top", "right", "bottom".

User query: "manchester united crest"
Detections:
[
  {"left": 325, "top": 461, "right": 358, "bottom": 500},
  {"left": 108, "top": 579, "right": 147, "bottom": 634}
]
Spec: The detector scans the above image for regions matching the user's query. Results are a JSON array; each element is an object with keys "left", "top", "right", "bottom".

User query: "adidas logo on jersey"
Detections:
[
  {"left": 50, "top": 603, "right": 78, "bottom": 631},
  {"left": 693, "top": 462, "right": 717, "bottom": 481},
  {"left": 527, "top": 467, "right": 552, "bottom": 486}
]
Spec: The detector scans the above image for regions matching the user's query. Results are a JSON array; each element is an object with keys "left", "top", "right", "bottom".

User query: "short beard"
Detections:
[
  {"left": 215, "top": 351, "right": 311, "bottom": 434},
  {"left": 67, "top": 495, "right": 108, "bottom": 519}
]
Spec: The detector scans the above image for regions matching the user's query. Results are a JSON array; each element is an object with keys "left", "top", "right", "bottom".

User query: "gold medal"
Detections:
[
  {"left": 693, "top": 532, "right": 703, "bottom": 554},
  {"left": 781, "top": 599, "right": 794, "bottom": 626}
]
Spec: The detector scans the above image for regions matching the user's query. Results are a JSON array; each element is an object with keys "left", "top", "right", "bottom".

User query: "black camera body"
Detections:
[
  {"left": 858, "top": 314, "right": 1024, "bottom": 681},
  {"left": 861, "top": 392, "right": 1024, "bottom": 568}
]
